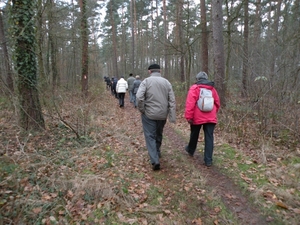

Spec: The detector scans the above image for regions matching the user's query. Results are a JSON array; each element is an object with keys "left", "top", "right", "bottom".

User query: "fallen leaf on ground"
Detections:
[
  {"left": 192, "top": 218, "right": 202, "bottom": 225},
  {"left": 276, "top": 201, "right": 289, "bottom": 210},
  {"left": 33, "top": 207, "right": 42, "bottom": 214}
]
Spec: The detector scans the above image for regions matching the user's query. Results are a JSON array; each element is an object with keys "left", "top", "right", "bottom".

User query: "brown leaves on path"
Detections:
[
  {"left": 1, "top": 89, "right": 299, "bottom": 224},
  {"left": 103, "top": 94, "right": 268, "bottom": 224}
]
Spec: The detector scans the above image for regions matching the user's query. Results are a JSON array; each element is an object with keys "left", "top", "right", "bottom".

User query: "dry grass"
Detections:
[{"left": 1, "top": 83, "right": 299, "bottom": 224}]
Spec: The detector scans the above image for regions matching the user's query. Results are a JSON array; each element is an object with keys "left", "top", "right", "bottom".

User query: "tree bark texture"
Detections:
[
  {"left": 11, "top": 0, "right": 45, "bottom": 130},
  {"left": 163, "top": 0, "right": 169, "bottom": 79},
  {"left": 79, "top": 0, "right": 88, "bottom": 96},
  {"left": 177, "top": 0, "right": 185, "bottom": 82},
  {"left": 242, "top": 0, "right": 249, "bottom": 97},
  {"left": 130, "top": 0, "right": 135, "bottom": 72},
  {"left": 251, "top": 0, "right": 262, "bottom": 84},
  {"left": 108, "top": 0, "right": 118, "bottom": 77},
  {"left": 269, "top": 0, "right": 282, "bottom": 81},
  {"left": 212, "top": 0, "right": 226, "bottom": 107},
  {"left": 36, "top": 0, "right": 46, "bottom": 89},
  {"left": 48, "top": 0, "right": 59, "bottom": 90},
  {"left": 0, "top": 10, "right": 14, "bottom": 93},
  {"left": 200, "top": 0, "right": 208, "bottom": 74}
]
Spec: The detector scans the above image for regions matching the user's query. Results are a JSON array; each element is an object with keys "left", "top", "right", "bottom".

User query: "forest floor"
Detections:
[{"left": 0, "top": 86, "right": 299, "bottom": 224}]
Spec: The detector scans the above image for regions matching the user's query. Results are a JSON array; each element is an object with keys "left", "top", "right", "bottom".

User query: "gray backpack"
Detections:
[{"left": 197, "top": 88, "right": 214, "bottom": 112}]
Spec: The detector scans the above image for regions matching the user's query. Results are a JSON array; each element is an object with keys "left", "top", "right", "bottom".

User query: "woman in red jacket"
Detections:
[{"left": 184, "top": 71, "right": 220, "bottom": 167}]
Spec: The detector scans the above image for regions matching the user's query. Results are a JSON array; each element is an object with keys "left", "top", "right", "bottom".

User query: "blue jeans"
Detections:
[
  {"left": 129, "top": 90, "right": 134, "bottom": 102},
  {"left": 132, "top": 93, "right": 137, "bottom": 107},
  {"left": 141, "top": 114, "right": 166, "bottom": 165},
  {"left": 186, "top": 123, "right": 215, "bottom": 165}
]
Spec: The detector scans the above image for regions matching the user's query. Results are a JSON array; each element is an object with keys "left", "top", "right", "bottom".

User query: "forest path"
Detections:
[
  {"left": 164, "top": 125, "right": 267, "bottom": 224},
  {"left": 107, "top": 90, "right": 268, "bottom": 225}
]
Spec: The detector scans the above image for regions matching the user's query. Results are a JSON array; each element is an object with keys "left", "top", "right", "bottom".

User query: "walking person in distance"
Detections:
[
  {"left": 136, "top": 64, "right": 176, "bottom": 171},
  {"left": 184, "top": 71, "right": 220, "bottom": 167},
  {"left": 127, "top": 73, "right": 135, "bottom": 103},
  {"left": 112, "top": 77, "right": 118, "bottom": 98},
  {"left": 132, "top": 75, "right": 142, "bottom": 108},
  {"left": 116, "top": 76, "right": 128, "bottom": 107}
]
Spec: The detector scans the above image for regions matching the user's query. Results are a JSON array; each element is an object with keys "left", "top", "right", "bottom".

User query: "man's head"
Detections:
[
  {"left": 196, "top": 71, "right": 208, "bottom": 81},
  {"left": 129, "top": 73, "right": 133, "bottom": 76},
  {"left": 148, "top": 64, "right": 160, "bottom": 73},
  {"left": 136, "top": 75, "right": 140, "bottom": 79}
]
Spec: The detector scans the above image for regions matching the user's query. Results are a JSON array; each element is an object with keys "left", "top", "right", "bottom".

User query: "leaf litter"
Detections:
[{"left": 0, "top": 88, "right": 299, "bottom": 224}]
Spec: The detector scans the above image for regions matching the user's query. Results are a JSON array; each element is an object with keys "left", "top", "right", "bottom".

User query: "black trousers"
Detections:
[
  {"left": 187, "top": 123, "right": 215, "bottom": 165},
  {"left": 118, "top": 93, "right": 125, "bottom": 106}
]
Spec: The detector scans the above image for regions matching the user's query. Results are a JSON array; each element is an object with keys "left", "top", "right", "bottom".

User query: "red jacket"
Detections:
[{"left": 184, "top": 83, "right": 220, "bottom": 125}]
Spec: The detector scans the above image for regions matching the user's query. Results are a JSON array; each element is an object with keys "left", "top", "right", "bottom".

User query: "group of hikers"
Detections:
[
  {"left": 103, "top": 64, "right": 220, "bottom": 171},
  {"left": 104, "top": 73, "right": 141, "bottom": 108}
]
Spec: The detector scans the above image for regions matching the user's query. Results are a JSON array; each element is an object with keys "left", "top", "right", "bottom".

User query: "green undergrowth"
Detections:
[
  {"left": 1, "top": 83, "right": 299, "bottom": 224},
  {"left": 214, "top": 143, "right": 300, "bottom": 225},
  {"left": 1, "top": 120, "right": 235, "bottom": 224},
  {"left": 160, "top": 135, "right": 239, "bottom": 224},
  {"left": 172, "top": 121, "right": 300, "bottom": 225},
  {"left": 0, "top": 128, "right": 98, "bottom": 224}
]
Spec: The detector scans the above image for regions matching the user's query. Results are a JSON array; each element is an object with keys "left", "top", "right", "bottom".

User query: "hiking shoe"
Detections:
[
  {"left": 152, "top": 163, "right": 160, "bottom": 171},
  {"left": 204, "top": 162, "right": 212, "bottom": 167},
  {"left": 158, "top": 151, "right": 161, "bottom": 158},
  {"left": 185, "top": 146, "right": 193, "bottom": 157}
]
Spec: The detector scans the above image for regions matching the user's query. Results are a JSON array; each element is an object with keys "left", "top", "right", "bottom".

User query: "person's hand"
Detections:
[
  {"left": 188, "top": 119, "right": 193, "bottom": 125},
  {"left": 169, "top": 118, "right": 176, "bottom": 123}
]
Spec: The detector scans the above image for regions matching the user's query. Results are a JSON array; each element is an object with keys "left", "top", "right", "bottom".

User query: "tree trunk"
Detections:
[
  {"left": 108, "top": 0, "right": 118, "bottom": 77},
  {"left": 11, "top": 0, "right": 45, "bottom": 130},
  {"left": 177, "top": 0, "right": 185, "bottom": 83},
  {"left": 155, "top": 0, "right": 160, "bottom": 64},
  {"left": 200, "top": 0, "right": 208, "bottom": 74},
  {"left": 212, "top": 0, "right": 226, "bottom": 107},
  {"left": 79, "top": 0, "right": 88, "bottom": 96},
  {"left": 150, "top": 0, "right": 155, "bottom": 62},
  {"left": 253, "top": 0, "right": 261, "bottom": 42},
  {"left": 224, "top": 0, "right": 231, "bottom": 87},
  {"left": 242, "top": 0, "right": 249, "bottom": 97},
  {"left": 121, "top": 5, "right": 126, "bottom": 74},
  {"left": 163, "top": 0, "right": 169, "bottom": 79},
  {"left": 130, "top": 0, "right": 135, "bottom": 72},
  {"left": 270, "top": 0, "right": 282, "bottom": 81},
  {"left": 251, "top": 0, "right": 262, "bottom": 86},
  {"left": 36, "top": 0, "right": 46, "bottom": 89},
  {"left": 70, "top": 0, "right": 78, "bottom": 88},
  {"left": 0, "top": 10, "right": 14, "bottom": 93},
  {"left": 48, "top": 0, "right": 59, "bottom": 90}
]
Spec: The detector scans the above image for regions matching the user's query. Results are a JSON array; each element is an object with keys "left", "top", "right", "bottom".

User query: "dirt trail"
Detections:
[
  {"left": 121, "top": 95, "right": 268, "bottom": 225},
  {"left": 164, "top": 126, "right": 268, "bottom": 225}
]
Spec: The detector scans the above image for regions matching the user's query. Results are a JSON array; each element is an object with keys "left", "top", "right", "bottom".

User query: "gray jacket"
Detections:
[
  {"left": 127, "top": 76, "right": 135, "bottom": 91},
  {"left": 136, "top": 72, "right": 176, "bottom": 122}
]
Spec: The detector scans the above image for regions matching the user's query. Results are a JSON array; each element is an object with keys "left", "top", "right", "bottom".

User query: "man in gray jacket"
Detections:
[
  {"left": 127, "top": 73, "right": 135, "bottom": 103},
  {"left": 136, "top": 64, "right": 176, "bottom": 171}
]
